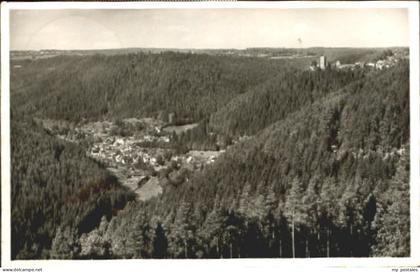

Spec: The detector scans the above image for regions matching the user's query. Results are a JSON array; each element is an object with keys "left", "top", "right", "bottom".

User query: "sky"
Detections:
[{"left": 10, "top": 8, "right": 409, "bottom": 50}]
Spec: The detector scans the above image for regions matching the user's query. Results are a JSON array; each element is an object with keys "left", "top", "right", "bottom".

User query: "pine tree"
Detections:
[
  {"left": 50, "top": 226, "right": 79, "bottom": 259},
  {"left": 169, "top": 201, "right": 195, "bottom": 258},
  {"left": 221, "top": 211, "right": 243, "bottom": 258},
  {"left": 152, "top": 222, "right": 168, "bottom": 258},
  {"left": 199, "top": 208, "right": 225, "bottom": 258},
  {"left": 319, "top": 177, "right": 338, "bottom": 257},
  {"left": 284, "top": 177, "right": 305, "bottom": 258},
  {"left": 301, "top": 179, "right": 319, "bottom": 257}
]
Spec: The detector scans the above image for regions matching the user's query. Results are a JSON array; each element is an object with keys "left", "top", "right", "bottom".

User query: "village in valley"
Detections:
[{"left": 39, "top": 116, "right": 226, "bottom": 201}]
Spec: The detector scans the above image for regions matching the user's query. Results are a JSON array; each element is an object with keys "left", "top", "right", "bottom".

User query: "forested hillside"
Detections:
[
  {"left": 11, "top": 118, "right": 134, "bottom": 259},
  {"left": 52, "top": 61, "right": 409, "bottom": 259},
  {"left": 10, "top": 49, "right": 410, "bottom": 259},
  {"left": 209, "top": 69, "right": 366, "bottom": 136},
  {"left": 11, "top": 52, "right": 311, "bottom": 124}
]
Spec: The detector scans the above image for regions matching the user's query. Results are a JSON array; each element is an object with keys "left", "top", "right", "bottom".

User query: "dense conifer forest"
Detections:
[
  {"left": 10, "top": 49, "right": 410, "bottom": 259},
  {"left": 11, "top": 52, "right": 311, "bottom": 123},
  {"left": 11, "top": 118, "right": 135, "bottom": 259}
]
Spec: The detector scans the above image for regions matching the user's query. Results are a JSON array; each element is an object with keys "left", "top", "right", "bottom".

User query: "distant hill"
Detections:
[
  {"left": 11, "top": 48, "right": 402, "bottom": 125},
  {"left": 11, "top": 51, "right": 311, "bottom": 123}
]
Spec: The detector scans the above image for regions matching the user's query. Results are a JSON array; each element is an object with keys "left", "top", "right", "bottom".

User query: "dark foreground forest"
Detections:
[{"left": 10, "top": 48, "right": 410, "bottom": 259}]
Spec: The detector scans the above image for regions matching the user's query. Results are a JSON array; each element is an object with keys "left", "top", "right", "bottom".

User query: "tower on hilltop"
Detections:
[{"left": 320, "top": 55, "right": 327, "bottom": 70}]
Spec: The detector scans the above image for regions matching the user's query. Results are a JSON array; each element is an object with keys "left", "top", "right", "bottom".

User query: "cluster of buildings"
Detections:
[
  {"left": 310, "top": 50, "right": 406, "bottom": 72},
  {"left": 44, "top": 116, "right": 227, "bottom": 200},
  {"left": 59, "top": 118, "right": 223, "bottom": 179},
  {"left": 90, "top": 136, "right": 164, "bottom": 169},
  {"left": 334, "top": 55, "right": 399, "bottom": 70}
]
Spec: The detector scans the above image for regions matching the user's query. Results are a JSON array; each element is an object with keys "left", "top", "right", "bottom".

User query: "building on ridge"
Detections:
[{"left": 335, "top": 60, "right": 341, "bottom": 68}]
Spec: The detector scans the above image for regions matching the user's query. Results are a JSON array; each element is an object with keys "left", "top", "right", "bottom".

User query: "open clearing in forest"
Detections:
[{"left": 163, "top": 123, "right": 199, "bottom": 135}]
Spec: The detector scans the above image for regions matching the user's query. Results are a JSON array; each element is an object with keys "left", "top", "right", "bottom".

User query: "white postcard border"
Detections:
[{"left": 1, "top": 1, "right": 419, "bottom": 271}]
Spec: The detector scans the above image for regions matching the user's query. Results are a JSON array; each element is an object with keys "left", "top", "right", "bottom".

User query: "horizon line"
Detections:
[{"left": 10, "top": 45, "right": 410, "bottom": 52}]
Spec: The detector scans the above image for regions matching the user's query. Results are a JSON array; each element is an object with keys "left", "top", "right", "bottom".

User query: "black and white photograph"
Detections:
[{"left": 1, "top": 1, "right": 420, "bottom": 270}]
